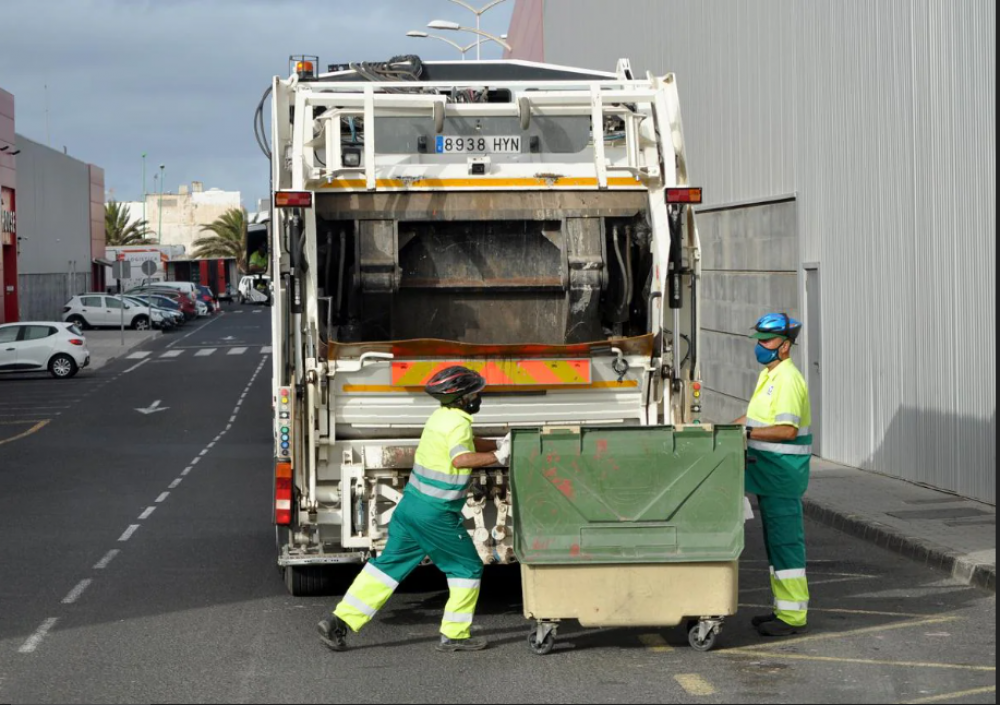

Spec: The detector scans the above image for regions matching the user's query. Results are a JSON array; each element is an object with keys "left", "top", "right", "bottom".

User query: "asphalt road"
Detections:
[{"left": 0, "top": 309, "right": 995, "bottom": 704}]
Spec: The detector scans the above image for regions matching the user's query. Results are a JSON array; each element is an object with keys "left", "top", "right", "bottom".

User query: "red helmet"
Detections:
[{"left": 425, "top": 366, "right": 486, "bottom": 405}]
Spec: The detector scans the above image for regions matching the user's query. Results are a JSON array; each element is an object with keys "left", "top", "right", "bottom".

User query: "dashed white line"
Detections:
[
  {"left": 93, "top": 549, "right": 120, "bottom": 570},
  {"left": 206, "top": 441, "right": 216, "bottom": 449},
  {"left": 61, "top": 579, "right": 93, "bottom": 605},
  {"left": 18, "top": 618, "right": 58, "bottom": 654},
  {"left": 261, "top": 346, "right": 273, "bottom": 354},
  {"left": 214, "top": 434, "right": 223, "bottom": 442},
  {"left": 181, "top": 466, "right": 192, "bottom": 476},
  {"left": 160, "top": 350, "right": 183, "bottom": 358},
  {"left": 226, "top": 424, "right": 233, "bottom": 431},
  {"left": 190, "top": 457, "right": 201, "bottom": 465},
  {"left": 169, "top": 478, "right": 183, "bottom": 489},
  {"left": 199, "top": 449, "right": 208, "bottom": 456},
  {"left": 118, "top": 525, "right": 140, "bottom": 542},
  {"left": 156, "top": 492, "right": 170, "bottom": 503},
  {"left": 195, "top": 348, "right": 217, "bottom": 357},
  {"left": 228, "top": 347, "right": 248, "bottom": 355},
  {"left": 138, "top": 506, "right": 156, "bottom": 520},
  {"left": 126, "top": 352, "right": 151, "bottom": 360}
]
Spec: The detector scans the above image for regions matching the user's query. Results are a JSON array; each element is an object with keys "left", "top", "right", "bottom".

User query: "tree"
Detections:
[
  {"left": 193, "top": 207, "right": 248, "bottom": 273},
  {"left": 105, "top": 201, "right": 154, "bottom": 246}
]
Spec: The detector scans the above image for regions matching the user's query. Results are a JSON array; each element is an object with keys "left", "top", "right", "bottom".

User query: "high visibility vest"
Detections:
[
  {"left": 746, "top": 359, "right": 813, "bottom": 498},
  {"left": 249, "top": 252, "right": 268, "bottom": 270},
  {"left": 406, "top": 407, "right": 476, "bottom": 511}
]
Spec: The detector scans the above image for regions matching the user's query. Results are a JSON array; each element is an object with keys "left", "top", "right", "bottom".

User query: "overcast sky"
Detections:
[{"left": 0, "top": 0, "right": 514, "bottom": 210}]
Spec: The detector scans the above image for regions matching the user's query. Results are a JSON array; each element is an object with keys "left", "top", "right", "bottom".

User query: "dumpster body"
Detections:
[{"left": 511, "top": 424, "right": 745, "bottom": 653}]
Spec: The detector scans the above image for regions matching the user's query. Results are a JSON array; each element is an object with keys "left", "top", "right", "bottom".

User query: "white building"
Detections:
[
  {"left": 506, "top": 0, "right": 996, "bottom": 503},
  {"left": 140, "top": 181, "right": 241, "bottom": 252}
]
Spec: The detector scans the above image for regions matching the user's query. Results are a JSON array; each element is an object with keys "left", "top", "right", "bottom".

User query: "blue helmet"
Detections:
[{"left": 752, "top": 313, "right": 802, "bottom": 342}]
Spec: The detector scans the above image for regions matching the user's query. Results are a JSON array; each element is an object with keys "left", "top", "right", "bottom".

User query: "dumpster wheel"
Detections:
[
  {"left": 528, "top": 622, "right": 559, "bottom": 656},
  {"left": 687, "top": 618, "right": 723, "bottom": 652}
]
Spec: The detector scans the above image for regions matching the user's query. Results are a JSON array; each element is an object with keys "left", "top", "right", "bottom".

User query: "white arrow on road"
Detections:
[
  {"left": 136, "top": 400, "right": 169, "bottom": 415},
  {"left": 221, "top": 336, "right": 237, "bottom": 341}
]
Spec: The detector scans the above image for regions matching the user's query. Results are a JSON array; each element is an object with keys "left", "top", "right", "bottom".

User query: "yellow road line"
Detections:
[
  {"left": 638, "top": 634, "right": 674, "bottom": 653},
  {"left": 738, "top": 603, "right": 929, "bottom": 619},
  {"left": 901, "top": 685, "right": 997, "bottom": 704},
  {"left": 674, "top": 674, "right": 716, "bottom": 696},
  {"left": 0, "top": 419, "right": 51, "bottom": 447},
  {"left": 730, "top": 615, "right": 960, "bottom": 651},
  {"left": 728, "top": 651, "right": 995, "bottom": 673}
]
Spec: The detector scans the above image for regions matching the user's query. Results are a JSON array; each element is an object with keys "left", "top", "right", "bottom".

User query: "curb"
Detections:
[{"left": 802, "top": 497, "right": 996, "bottom": 593}]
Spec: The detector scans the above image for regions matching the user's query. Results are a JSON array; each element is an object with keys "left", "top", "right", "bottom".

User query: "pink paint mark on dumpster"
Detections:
[
  {"left": 543, "top": 467, "right": 576, "bottom": 500},
  {"left": 570, "top": 544, "right": 581, "bottom": 558},
  {"left": 596, "top": 439, "right": 608, "bottom": 459},
  {"left": 571, "top": 459, "right": 582, "bottom": 474},
  {"left": 532, "top": 539, "right": 551, "bottom": 551}
]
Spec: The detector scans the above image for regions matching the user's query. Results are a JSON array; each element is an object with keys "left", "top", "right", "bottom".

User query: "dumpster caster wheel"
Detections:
[
  {"left": 528, "top": 631, "right": 556, "bottom": 656},
  {"left": 688, "top": 621, "right": 719, "bottom": 652}
]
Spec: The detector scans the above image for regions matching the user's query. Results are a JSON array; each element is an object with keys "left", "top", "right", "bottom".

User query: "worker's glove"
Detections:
[{"left": 494, "top": 433, "right": 512, "bottom": 466}]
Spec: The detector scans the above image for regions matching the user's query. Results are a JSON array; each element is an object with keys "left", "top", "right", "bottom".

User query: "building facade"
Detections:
[
  {"left": 142, "top": 182, "right": 241, "bottom": 252},
  {"left": 506, "top": 0, "right": 996, "bottom": 503},
  {"left": 1, "top": 88, "right": 18, "bottom": 324}
]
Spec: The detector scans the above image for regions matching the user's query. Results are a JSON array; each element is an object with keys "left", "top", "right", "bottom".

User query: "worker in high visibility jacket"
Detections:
[
  {"left": 736, "top": 313, "right": 813, "bottom": 637},
  {"left": 318, "top": 366, "right": 510, "bottom": 653}
]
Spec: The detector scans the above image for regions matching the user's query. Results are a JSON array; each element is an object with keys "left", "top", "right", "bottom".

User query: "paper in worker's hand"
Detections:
[{"left": 743, "top": 496, "right": 755, "bottom": 521}]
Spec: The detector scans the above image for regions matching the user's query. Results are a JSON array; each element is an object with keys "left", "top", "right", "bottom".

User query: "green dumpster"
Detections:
[{"left": 511, "top": 424, "right": 746, "bottom": 654}]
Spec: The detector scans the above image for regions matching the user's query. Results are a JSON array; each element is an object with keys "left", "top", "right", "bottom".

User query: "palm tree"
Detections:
[
  {"left": 105, "top": 201, "right": 154, "bottom": 246},
  {"left": 193, "top": 207, "right": 248, "bottom": 273}
]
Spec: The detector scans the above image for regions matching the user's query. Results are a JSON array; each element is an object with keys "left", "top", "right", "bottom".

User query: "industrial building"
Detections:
[{"left": 506, "top": 0, "right": 995, "bottom": 503}]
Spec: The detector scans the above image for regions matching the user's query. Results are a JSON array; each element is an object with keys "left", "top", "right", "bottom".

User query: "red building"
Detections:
[{"left": 1, "top": 87, "right": 18, "bottom": 324}]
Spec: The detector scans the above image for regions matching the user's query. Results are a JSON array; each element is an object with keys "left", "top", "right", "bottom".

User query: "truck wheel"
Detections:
[{"left": 284, "top": 565, "right": 338, "bottom": 596}]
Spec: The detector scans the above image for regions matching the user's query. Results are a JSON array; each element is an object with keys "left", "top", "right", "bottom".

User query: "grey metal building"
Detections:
[
  {"left": 14, "top": 135, "right": 105, "bottom": 322},
  {"left": 507, "top": 0, "right": 996, "bottom": 503}
]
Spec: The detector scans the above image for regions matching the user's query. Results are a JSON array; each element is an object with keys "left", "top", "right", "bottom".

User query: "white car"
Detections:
[
  {"left": 62, "top": 294, "right": 153, "bottom": 331},
  {"left": 238, "top": 275, "right": 271, "bottom": 304},
  {"left": 0, "top": 322, "right": 90, "bottom": 379}
]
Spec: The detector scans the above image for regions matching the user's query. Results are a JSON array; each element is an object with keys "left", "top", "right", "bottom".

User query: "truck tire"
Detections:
[{"left": 284, "top": 566, "right": 338, "bottom": 596}]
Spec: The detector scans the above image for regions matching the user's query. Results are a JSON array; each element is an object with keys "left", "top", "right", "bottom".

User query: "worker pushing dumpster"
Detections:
[{"left": 511, "top": 424, "right": 746, "bottom": 654}]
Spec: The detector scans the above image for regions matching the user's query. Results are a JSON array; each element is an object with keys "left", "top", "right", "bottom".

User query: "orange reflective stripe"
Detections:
[{"left": 391, "top": 360, "right": 591, "bottom": 387}]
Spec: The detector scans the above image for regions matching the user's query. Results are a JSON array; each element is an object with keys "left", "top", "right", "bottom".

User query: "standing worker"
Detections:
[
  {"left": 247, "top": 243, "right": 270, "bottom": 304},
  {"left": 736, "top": 313, "right": 813, "bottom": 637},
  {"left": 318, "top": 366, "right": 511, "bottom": 653}
]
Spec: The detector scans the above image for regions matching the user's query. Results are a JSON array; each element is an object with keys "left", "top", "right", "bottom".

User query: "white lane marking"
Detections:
[
  {"left": 93, "top": 549, "right": 120, "bottom": 570},
  {"left": 155, "top": 492, "right": 170, "bottom": 503},
  {"left": 226, "top": 424, "right": 233, "bottom": 431},
  {"left": 206, "top": 441, "right": 216, "bottom": 449},
  {"left": 138, "top": 506, "right": 156, "bottom": 520},
  {"left": 165, "top": 315, "right": 225, "bottom": 349},
  {"left": 18, "top": 618, "right": 58, "bottom": 654},
  {"left": 181, "top": 467, "right": 192, "bottom": 476},
  {"left": 61, "top": 579, "right": 93, "bottom": 605},
  {"left": 228, "top": 347, "right": 248, "bottom": 355},
  {"left": 118, "top": 525, "right": 140, "bottom": 542},
  {"left": 195, "top": 348, "right": 216, "bottom": 357},
  {"left": 261, "top": 346, "right": 273, "bottom": 354},
  {"left": 199, "top": 449, "right": 208, "bottom": 456},
  {"left": 190, "top": 457, "right": 201, "bottom": 465},
  {"left": 160, "top": 350, "right": 183, "bottom": 358},
  {"left": 169, "top": 478, "right": 182, "bottom": 489},
  {"left": 126, "top": 352, "right": 151, "bottom": 360},
  {"left": 122, "top": 359, "right": 150, "bottom": 374},
  {"left": 214, "top": 434, "right": 223, "bottom": 442},
  {"left": 229, "top": 415, "right": 237, "bottom": 423}
]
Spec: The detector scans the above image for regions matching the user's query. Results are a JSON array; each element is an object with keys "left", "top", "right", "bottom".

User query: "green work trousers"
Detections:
[{"left": 757, "top": 494, "right": 810, "bottom": 627}]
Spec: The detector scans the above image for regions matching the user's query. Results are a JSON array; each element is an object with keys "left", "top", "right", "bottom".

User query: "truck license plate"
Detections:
[{"left": 435, "top": 135, "right": 521, "bottom": 154}]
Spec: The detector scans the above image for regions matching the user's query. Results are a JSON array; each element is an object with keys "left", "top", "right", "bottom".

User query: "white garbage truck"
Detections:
[{"left": 258, "top": 55, "right": 707, "bottom": 594}]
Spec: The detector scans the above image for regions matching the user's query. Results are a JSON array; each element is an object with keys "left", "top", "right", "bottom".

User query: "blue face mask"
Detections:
[{"left": 755, "top": 342, "right": 781, "bottom": 366}]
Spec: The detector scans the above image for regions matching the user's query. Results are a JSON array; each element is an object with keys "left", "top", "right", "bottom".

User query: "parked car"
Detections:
[
  {"left": 128, "top": 295, "right": 186, "bottom": 326},
  {"left": 195, "top": 285, "right": 219, "bottom": 313},
  {"left": 0, "top": 322, "right": 90, "bottom": 379},
  {"left": 62, "top": 294, "right": 153, "bottom": 331},
  {"left": 123, "top": 295, "right": 178, "bottom": 330},
  {"left": 126, "top": 286, "right": 197, "bottom": 321}
]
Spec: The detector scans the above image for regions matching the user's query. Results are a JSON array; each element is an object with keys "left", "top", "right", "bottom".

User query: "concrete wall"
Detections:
[
  {"left": 0, "top": 89, "right": 14, "bottom": 192},
  {"left": 14, "top": 136, "right": 93, "bottom": 277},
  {"left": 145, "top": 185, "right": 241, "bottom": 252},
  {"left": 697, "top": 198, "right": 802, "bottom": 425}
]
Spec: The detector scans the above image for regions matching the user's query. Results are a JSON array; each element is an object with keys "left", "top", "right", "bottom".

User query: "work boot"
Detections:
[
  {"left": 436, "top": 636, "right": 488, "bottom": 652},
  {"left": 317, "top": 616, "right": 349, "bottom": 652},
  {"left": 756, "top": 619, "right": 808, "bottom": 637},
  {"left": 751, "top": 612, "right": 778, "bottom": 627}
]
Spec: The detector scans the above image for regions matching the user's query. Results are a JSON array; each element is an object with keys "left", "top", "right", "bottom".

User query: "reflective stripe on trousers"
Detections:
[
  {"left": 441, "top": 577, "right": 481, "bottom": 640},
  {"left": 334, "top": 562, "right": 400, "bottom": 632},
  {"left": 758, "top": 495, "right": 810, "bottom": 627}
]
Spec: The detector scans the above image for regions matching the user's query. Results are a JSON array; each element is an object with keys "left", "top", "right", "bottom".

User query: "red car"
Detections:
[{"left": 129, "top": 287, "right": 198, "bottom": 321}]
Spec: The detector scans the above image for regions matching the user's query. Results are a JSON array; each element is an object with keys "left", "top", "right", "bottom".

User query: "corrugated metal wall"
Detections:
[{"left": 521, "top": 0, "right": 996, "bottom": 503}]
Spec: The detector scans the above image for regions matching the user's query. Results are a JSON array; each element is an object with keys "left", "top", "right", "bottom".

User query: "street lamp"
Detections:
[
  {"left": 406, "top": 30, "right": 487, "bottom": 60},
  {"left": 427, "top": 20, "right": 512, "bottom": 56},
  {"left": 157, "top": 164, "right": 165, "bottom": 245},
  {"left": 141, "top": 152, "right": 147, "bottom": 229},
  {"left": 442, "top": 0, "right": 511, "bottom": 60}
]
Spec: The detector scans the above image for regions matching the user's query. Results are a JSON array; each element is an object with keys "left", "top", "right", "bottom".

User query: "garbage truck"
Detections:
[{"left": 257, "top": 55, "right": 711, "bottom": 595}]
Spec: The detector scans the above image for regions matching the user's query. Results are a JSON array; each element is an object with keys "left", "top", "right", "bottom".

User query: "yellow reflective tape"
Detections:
[{"left": 391, "top": 359, "right": 591, "bottom": 387}]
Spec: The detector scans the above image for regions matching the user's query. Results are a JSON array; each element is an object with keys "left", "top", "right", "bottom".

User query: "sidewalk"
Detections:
[
  {"left": 84, "top": 329, "right": 162, "bottom": 371},
  {"left": 803, "top": 458, "right": 996, "bottom": 592}
]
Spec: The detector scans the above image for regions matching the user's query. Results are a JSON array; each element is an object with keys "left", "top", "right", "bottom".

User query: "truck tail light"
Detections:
[
  {"left": 274, "top": 191, "right": 313, "bottom": 208},
  {"left": 666, "top": 187, "right": 703, "bottom": 204},
  {"left": 275, "top": 462, "right": 293, "bottom": 526}
]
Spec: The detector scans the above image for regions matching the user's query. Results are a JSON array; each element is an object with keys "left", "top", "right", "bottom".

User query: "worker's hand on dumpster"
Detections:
[{"left": 494, "top": 434, "right": 512, "bottom": 465}]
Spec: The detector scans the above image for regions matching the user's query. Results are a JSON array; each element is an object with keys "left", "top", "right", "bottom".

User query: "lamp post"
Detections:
[
  {"left": 157, "top": 164, "right": 165, "bottom": 245},
  {"left": 141, "top": 152, "right": 147, "bottom": 230},
  {"left": 406, "top": 31, "right": 488, "bottom": 60},
  {"left": 444, "top": 0, "right": 511, "bottom": 60},
  {"left": 426, "top": 20, "right": 512, "bottom": 55}
]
